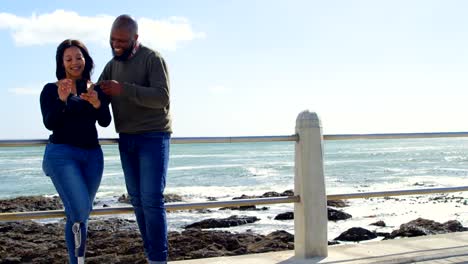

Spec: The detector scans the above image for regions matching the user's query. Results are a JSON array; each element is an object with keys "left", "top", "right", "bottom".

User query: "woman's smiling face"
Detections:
[{"left": 63, "top": 46, "right": 85, "bottom": 80}]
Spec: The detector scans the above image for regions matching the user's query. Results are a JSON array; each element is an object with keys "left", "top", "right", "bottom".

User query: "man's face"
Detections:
[{"left": 110, "top": 28, "right": 136, "bottom": 61}]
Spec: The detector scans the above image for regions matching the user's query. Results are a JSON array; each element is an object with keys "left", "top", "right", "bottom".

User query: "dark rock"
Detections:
[
  {"left": 261, "top": 191, "right": 282, "bottom": 198},
  {"left": 0, "top": 220, "right": 301, "bottom": 262},
  {"left": 233, "top": 194, "right": 256, "bottom": 200},
  {"left": 370, "top": 220, "right": 386, "bottom": 227},
  {"left": 117, "top": 194, "right": 130, "bottom": 203},
  {"left": 0, "top": 196, "right": 63, "bottom": 213},
  {"left": 445, "top": 220, "right": 468, "bottom": 232},
  {"left": 185, "top": 215, "right": 260, "bottom": 229},
  {"left": 189, "top": 209, "right": 213, "bottom": 214},
  {"left": 219, "top": 205, "right": 268, "bottom": 211},
  {"left": 327, "top": 200, "right": 349, "bottom": 208},
  {"left": 1, "top": 257, "right": 22, "bottom": 264},
  {"left": 233, "top": 190, "right": 294, "bottom": 200},
  {"left": 247, "top": 230, "right": 294, "bottom": 253},
  {"left": 164, "top": 193, "right": 184, "bottom": 203},
  {"left": 389, "top": 218, "right": 468, "bottom": 239},
  {"left": 266, "top": 230, "right": 294, "bottom": 243},
  {"left": 281, "top": 190, "right": 294, "bottom": 196},
  {"left": 334, "top": 227, "right": 377, "bottom": 242},
  {"left": 0, "top": 219, "right": 305, "bottom": 263},
  {"left": 274, "top": 212, "right": 294, "bottom": 220},
  {"left": 273, "top": 208, "right": 352, "bottom": 221},
  {"left": 374, "top": 232, "right": 391, "bottom": 239},
  {"left": 169, "top": 229, "right": 295, "bottom": 260},
  {"left": 118, "top": 193, "right": 183, "bottom": 204},
  {"left": 328, "top": 208, "right": 352, "bottom": 221}
]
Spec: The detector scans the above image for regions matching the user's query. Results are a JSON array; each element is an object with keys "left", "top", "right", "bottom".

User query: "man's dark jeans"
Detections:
[{"left": 119, "top": 132, "right": 170, "bottom": 262}]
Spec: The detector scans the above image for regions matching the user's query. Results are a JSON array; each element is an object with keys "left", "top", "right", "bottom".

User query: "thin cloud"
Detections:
[
  {"left": 8, "top": 87, "right": 41, "bottom": 95},
  {"left": 139, "top": 16, "right": 206, "bottom": 51},
  {"left": 0, "top": 10, "right": 205, "bottom": 50}
]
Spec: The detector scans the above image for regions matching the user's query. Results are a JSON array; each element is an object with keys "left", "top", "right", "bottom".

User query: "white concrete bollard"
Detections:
[{"left": 294, "top": 110, "right": 328, "bottom": 258}]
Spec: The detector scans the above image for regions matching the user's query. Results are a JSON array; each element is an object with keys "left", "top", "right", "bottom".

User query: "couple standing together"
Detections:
[{"left": 40, "top": 14, "right": 171, "bottom": 264}]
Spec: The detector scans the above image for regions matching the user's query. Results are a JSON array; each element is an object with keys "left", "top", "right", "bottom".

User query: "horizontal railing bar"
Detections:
[
  {"left": 0, "top": 135, "right": 298, "bottom": 147},
  {"left": 327, "top": 186, "right": 468, "bottom": 200},
  {"left": 0, "top": 139, "right": 48, "bottom": 147},
  {"left": 3, "top": 185, "right": 468, "bottom": 221},
  {"left": 166, "top": 196, "right": 299, "bottom": 210},
  {"left": 168, "top": 135, "right": 298, "bottom": 144},
  {"left": 2, "top": 185, "right": 467, "bottom": 221},
  {"left": 0, "top": 196, "right": 300, "bottom": 221},
  {"left": 0, "top": 209, "right": 66, "bottom": 221},
  {"left": 3, "top": 132, "right": 468, "bottom": 147},
  {"left": 324, "top": 131, "right": 468, "bottom": 140}
]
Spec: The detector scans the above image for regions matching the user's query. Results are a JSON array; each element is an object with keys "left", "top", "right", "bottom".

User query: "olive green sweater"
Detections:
[{"left": 99, "top": 45, "right": 172, "bottom": 134}]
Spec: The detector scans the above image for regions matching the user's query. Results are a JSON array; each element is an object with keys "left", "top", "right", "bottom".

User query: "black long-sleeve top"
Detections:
[{"left": 40, "top": 82, "right": 112, "bottom": 149}]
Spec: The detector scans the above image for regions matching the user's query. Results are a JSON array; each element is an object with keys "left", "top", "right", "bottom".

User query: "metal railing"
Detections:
[
  {"left": 328, "top": 186, "right": 468, "bottom": 200},
  {"left": 4, "top": 185, "right": 468, "bottom": 222},
  {"left": 323, "top": 131, "right": 468, "bottom": 140},
  {"left": 3, "top": 131, "right": 468, "bottom": 146},
  {"left": 1, "top": 111, "right": 468, "bottom": 259},
  {"left": 0, "top": 196, "right": 300, "bottom": 221},
  {"left": 0, "top": 135, "right": 298, "bottom": 147}
]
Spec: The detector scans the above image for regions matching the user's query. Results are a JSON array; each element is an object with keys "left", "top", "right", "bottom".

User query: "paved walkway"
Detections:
[{"left": 170, "top": 232, "right": 468, "bottom": 264}]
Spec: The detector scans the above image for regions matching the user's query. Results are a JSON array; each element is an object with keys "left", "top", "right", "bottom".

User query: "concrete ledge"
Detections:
[{"left": 170, "top": 232, "right": 468, "bottom": 264}]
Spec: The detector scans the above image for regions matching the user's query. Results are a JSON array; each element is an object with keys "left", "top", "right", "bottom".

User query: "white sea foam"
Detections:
[
  {"left": 168, "top": 164, "right": 243, "bottom": 171},
  {"left": 171, "top": 154, "right": 241, "bottom": 158},
  {"left": 246, "top": 167, "right": 279, "bottom": 177}
]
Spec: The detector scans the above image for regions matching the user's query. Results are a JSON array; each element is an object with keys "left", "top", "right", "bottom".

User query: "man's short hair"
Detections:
[{"left": 112, "top": 14, "right": 138, "bottom": 35}]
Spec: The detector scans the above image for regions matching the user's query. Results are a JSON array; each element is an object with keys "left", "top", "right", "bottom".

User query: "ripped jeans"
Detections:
[{"left": 42, "top": 143, "right": 103, "bottom": 264}]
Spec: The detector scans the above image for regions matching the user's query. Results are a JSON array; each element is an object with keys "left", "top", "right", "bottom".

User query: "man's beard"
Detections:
[{"left": 112, "top": 41, "right": 134, "bottom": 61}]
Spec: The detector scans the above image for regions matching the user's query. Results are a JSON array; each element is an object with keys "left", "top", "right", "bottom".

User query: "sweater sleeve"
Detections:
[
  {"left": 40, "top": 83, "right": 67, "bottom": 131},
  {"left": 122, "top": 54, "right": 170, "bottom": 109},
  {"left": 98, "top": 61, "right": 111, "bottom": 83}
]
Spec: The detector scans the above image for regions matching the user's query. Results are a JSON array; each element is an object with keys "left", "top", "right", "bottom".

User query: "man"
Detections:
[{"left": 99, "top": 14, "right": 171, "bottom": 264}]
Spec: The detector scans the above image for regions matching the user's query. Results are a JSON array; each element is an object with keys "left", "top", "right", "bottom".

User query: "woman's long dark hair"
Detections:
[{"left": 55, "top": 39, "right": 94, "bottom": 81}]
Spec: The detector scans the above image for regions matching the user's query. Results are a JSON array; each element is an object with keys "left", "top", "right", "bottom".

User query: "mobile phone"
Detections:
[{"left": 76, "top": 79, "right": 88, "bottom": 95}]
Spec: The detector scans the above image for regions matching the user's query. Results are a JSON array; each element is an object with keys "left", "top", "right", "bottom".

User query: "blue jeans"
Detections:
[
  {"left": 119, "top": 132, "right": 170, "bottom": 262},
  {"left": 42, "top": 143, "right": 103, "bottom": 264}
]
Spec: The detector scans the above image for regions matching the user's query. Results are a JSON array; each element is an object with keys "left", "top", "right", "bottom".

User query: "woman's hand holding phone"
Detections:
[{"left": 80, "top": 81, "right": 101, "bottom": 109}]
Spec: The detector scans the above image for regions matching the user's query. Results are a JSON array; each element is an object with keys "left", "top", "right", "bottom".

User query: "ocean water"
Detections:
[{"left": 1, "top": 137, "right": 467, "bottom": 239}]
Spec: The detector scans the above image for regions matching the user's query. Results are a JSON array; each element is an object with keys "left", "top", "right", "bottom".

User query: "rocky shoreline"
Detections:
[{"left": 1, "top": 193, "right": 467, "bottom": 263}]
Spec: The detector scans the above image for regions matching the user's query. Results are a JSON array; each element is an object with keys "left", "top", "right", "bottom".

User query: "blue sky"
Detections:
[{"left": 1, "top": 1, "right": 468, "bottom": 139}]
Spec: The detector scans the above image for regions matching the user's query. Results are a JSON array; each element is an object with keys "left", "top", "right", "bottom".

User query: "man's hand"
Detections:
[{"left": 100, "top": 80, "right": 123, "bottom": 96}]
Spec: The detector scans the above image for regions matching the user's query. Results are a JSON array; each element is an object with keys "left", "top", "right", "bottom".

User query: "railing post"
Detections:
[{"left": 294, "top": 110, "right": 328, "bottom": 258}]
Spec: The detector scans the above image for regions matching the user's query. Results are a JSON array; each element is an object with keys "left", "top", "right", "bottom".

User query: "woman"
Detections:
[{"left": 40, "top": 39, "right": 111, "bottom": 264}]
